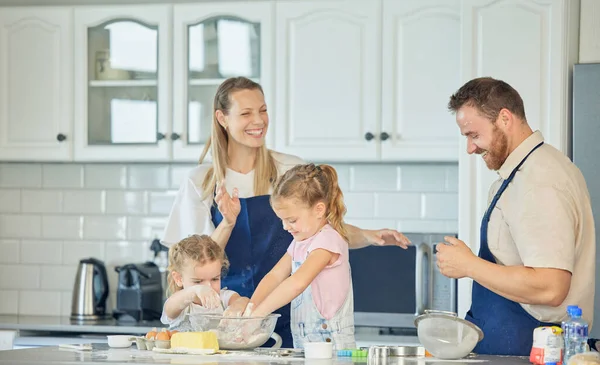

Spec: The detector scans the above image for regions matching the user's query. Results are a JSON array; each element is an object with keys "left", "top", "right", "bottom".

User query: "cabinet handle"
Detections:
[
  {"left": 157, "top": 133, "right": 166, "bottom": 141},
  {"left": 380, "top": 132, "right": 390, "bottom": 141},
  {"left": 56, "top": 133, "right": 67, "bottom": 142},
  {"left": 170, "top": 133, "right": 181, "bottom": 141},
  {"left": 364, "top": 132, "right": 374, "bottom": 141}
]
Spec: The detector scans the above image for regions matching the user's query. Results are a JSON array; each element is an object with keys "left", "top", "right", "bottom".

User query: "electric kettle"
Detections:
[{"left": 70, "top": 258, "right": 109, "bottom": 321}]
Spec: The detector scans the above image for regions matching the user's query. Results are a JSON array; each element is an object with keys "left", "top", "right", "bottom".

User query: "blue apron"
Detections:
[
  {"left": 465, "top": 141, "right": 557, "bottom": 356},
  {"left": 211, "top": 195, "right": 294, "bottom": 348}
]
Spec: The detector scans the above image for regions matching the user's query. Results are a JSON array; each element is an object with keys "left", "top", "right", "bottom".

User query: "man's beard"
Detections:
[{"left": 475, "top": 126, "right": 509, "bottom": 171}]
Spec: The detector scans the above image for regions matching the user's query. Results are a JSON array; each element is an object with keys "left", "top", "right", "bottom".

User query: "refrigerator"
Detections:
[{"left": 572, "top": 63, "right": 600, "bottom": 337}]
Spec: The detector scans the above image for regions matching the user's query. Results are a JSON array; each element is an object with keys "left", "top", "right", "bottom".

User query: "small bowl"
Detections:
[
  {"left": 154, "top": 340, "right": 171, "bottom": 349},
  {"left": 107, "top": 335, "right": 133, "bottom": 348},
  {"left": 414, "top": 310, "right": 483, "bottom": 359},
  {"left": 304, "top": 342, "right": 333, "bottom": 359}
]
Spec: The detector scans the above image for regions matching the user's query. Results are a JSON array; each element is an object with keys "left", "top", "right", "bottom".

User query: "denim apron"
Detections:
[
  {"left": 211, "top": 195, "right": 294, "bottom": 348},
  {"left": 465, "top": 141, "right": 558, "bottom": 356},
  {"left": 290, "top": 256, "right": 355, "bottom": 350}
]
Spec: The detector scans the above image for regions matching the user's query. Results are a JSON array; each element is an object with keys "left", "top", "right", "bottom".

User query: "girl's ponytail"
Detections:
[{"left": 319, "top": 165, "right": 348, "bottom": 242}]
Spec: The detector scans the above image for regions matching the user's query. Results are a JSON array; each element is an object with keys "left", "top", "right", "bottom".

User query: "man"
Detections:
[{"left": 436, "top": 77, "right": 595, "bottom": 356}]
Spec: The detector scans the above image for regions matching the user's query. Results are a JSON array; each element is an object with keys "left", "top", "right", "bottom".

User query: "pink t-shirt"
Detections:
[{"left": 287, "top": 224, "right": 351, "bottom": 320}]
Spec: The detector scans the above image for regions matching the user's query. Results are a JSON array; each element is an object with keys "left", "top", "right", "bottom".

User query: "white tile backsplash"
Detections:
[
  {"left": 20, "top": 240, "right": 63, "bottom": 265},
  {"left": 0, "top": 164, "right": 41, "bottom": 188},
  {"left": 83, "top": 216, "right": 127, "bottom": 240},
  {"left": 0, "top": 214, "right": 42, "bottom": 238},
  {"left": 42, "top": 216, "right": 83, "bottom": 239},
  {"left": 18, "top": 291, "right": 61, "bottom": 316},
  {"left": 42, "top": 164, "right": 83, "bottom": 188},
  {"left": 0, "top": 190, "right": 20, "bottom": 213},
  {"left": 63, "top": 191, "right": 105, "bottom": 214},
  {"left": 62, "top": 241, "right": 105, "bottom": 265},
  {"left": 84, "top": 165, "right": 127, "bottom": 189},
  {"left": 21, "top": 190, "right": 62, "bottom": 213},
  {"left": 148, "top": 192, "right": 177, "bottom": 215},
  {"left": 400, "top": 165, "right": 447, "bottom": 192},
  {"left": 0, "top": 240, "right": 19, "bottom": 264},
  {"left": 0, "top": 161, "right": 457, "bottom": 315},
  {"left": 40, "top": 265, "right": 77, "bottom": 290},
  {"left": 0, "top": 265, "right": 40, "bottom": 289},
  {"left": 105, "top": 191, "right": 147, "bottom": 215},
  {"left": 352, "top": 165, "right": 400, "bottom": 191},
  {"left": 0, "top": 290, "right": 18, "bottom": 314},
  {"left": 128, "top": 165, "right": 169, "bottom": 189},
  {"left": 375, "top": 193, "right": 422, "bottom": 219}
]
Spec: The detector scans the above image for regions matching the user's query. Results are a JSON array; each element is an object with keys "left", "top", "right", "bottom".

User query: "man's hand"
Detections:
[{"left": 436, "top": 236, "right": 478, "bottom": 279}]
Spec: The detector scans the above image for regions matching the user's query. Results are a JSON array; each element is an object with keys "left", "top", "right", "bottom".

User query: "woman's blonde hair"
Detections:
[
  {"left": 166, "top": 234, "right": 230, "bottom": 296},
  {"left": 199, "top": 77, "right": 278, "bottom": 200},
  {"left": 271, "top": 163, "right": 348, "bottom": 242}
]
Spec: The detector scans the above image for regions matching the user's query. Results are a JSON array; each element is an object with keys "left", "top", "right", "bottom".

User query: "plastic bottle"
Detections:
[{"left": 564, "top": 307, "right": 589, "bottom": 364}]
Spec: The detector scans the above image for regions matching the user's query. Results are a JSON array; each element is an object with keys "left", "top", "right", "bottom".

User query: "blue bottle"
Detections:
[{"left": 564, "top": 307, "right": 589, "bottom": 363}]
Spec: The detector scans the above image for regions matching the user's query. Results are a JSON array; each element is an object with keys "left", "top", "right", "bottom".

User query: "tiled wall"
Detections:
[{"left": 0, "top": 162, "right": 458, "bottom": 316}]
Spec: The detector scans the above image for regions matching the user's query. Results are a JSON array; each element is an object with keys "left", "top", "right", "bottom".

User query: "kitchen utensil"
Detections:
[
  {"left": 304, "top": 342, "right": 333, "bottom": 359},
  {"left": 414, "top": 310, "right": 483, "bottom": 359},
  {"left": 70, "top": 258, "right": 109, "bottom": 321},
  {"left": 254, "top": 348, "right": 304, "bottom": 358},
  {"left": 187, "top": 313, "right": 282, "bottom": 350},
  {"left": 113, "top": 261, "right": 163, "bottom": 322},
  {"left": 106, "top": 335, "right": 132, "bottom": 348},
  {"left": 389, "top": 346, "right": 425, "bottom": 357}
]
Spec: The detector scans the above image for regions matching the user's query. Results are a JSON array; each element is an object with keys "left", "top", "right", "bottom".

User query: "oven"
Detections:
[{"left": 349, "top": 233, "right": 457, "bottom": 329}]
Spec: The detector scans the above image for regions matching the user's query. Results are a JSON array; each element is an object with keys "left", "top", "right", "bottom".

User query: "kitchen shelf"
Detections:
[{"left": 89, "top": 80, "right": 157, "bottom": 87}]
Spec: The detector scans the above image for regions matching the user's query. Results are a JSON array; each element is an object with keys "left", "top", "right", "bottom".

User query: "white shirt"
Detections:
[
  {"left": 161, "top": 151, "right": 304, "bottom": 246},
  {"left": 486, "top": 131, "right": 595, "bottom": 327}
]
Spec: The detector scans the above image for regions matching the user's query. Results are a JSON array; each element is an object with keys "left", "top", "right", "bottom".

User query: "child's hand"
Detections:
[
  {"left": 223, "top": 297, "right": 250, "bottom": 317},
  {"left": 215, "top": 180, "right": 241, "bottom": 227},
  {"left": 187, "top": 285, "right": 221, "bottom": 309}
]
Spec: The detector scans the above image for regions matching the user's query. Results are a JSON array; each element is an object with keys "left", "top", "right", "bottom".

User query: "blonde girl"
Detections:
[
  {"left": 247, "top": 163, "right": 356, "bottom": 350},
  {"left": 161, "top": 234, "right": 249, "bottom": 331}
]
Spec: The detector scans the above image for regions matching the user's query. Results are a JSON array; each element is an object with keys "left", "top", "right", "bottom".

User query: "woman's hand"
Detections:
[
  {"left": 187, "top": 285, "right": 222, "bottom": 309},
  {"left": 223, "top": 297, "right": 250, "bottom": 317},
  {"left": 214, "top": 179, "right": 241, "bottom": 227},
  {"left": 364, "top": 228, "right": 411, "bottom": 249}
]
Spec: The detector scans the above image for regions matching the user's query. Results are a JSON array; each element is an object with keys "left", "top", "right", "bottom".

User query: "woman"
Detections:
[{"left": 162, "top": 77, "right": 411, "bottom": 348}]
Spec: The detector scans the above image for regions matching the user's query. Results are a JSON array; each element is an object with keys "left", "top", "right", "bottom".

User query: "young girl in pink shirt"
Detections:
[{"left": 247, "top": 163, "right": 355, "bottom": 350}]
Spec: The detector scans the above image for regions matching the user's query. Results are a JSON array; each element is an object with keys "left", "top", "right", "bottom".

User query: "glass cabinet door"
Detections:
[
  {"left": 186, "top": 17, "right": 260, "bottom": 145},
  {"left": 88, "top": 20, "right": 159, "bottom": 145},
  {"left": 74, "top": 6, "right": 170, "bottom": 161},
  {"left": 173, "top": 3, "right": 272, "bottom": 161}
]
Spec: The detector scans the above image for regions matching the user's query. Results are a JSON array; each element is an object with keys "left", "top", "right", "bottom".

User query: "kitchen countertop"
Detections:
[
  {"left": 0, "top": 315, "right": 163, "bottom": 335},
  {"left": 0, "top": 315, "right": 420, "bottom": 347},
  {"left": 0, "top": 344, "right": 530, "bottom": 365}
]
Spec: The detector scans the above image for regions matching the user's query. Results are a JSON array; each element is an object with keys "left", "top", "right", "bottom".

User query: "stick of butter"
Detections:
[{"left": 170, "top": 331, "right": 219, "bottom": 351}]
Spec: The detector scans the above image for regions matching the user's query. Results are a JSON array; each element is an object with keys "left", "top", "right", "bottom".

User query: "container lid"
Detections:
[{"left": 414, "top": 310, "right": 484, "bottom": 342}]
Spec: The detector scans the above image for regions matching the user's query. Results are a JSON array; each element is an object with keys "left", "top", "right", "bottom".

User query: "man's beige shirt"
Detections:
[{"left": 486, "top": 130, "right": 595, "bottom": 326}]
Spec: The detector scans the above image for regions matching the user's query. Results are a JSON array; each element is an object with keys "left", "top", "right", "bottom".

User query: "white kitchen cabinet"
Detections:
[
  {"left": 73, "top": 5, "right": 172, "bottom": 161},
  {"left": 0, "top": 7, "right": 73, "bottom": 161},
  {"left": 456, "top": 0, "right": 580, "bottom": 318},
  {"left": 273, "top": 0, "right": 381, "bottom": 161},
  {"left": 172, "top": 2, "right": 274, "bottom": 162},
  {"left": 380, "top": 0, "right": 461, "bottom": 162}
]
